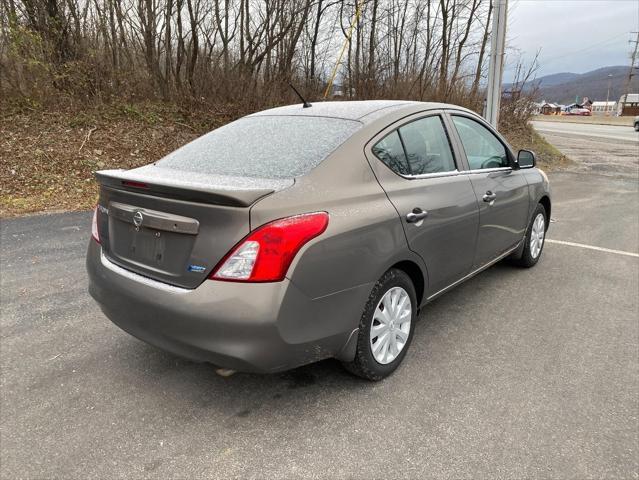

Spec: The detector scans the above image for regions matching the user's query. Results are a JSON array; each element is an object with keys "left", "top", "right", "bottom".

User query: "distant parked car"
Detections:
[
  {"left": 87, "top": 101, "right": 551, "bottom": 380},
  {"left": 634, "top": 116, "right": 639, "bottom": 131},
  {"left": 564, "top": 108, "right": 592, "bottom": 116}
]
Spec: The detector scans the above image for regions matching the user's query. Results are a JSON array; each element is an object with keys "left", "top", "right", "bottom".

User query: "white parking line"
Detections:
[{"left": 546, "top": 239, "right": 639, "bottom": 258}]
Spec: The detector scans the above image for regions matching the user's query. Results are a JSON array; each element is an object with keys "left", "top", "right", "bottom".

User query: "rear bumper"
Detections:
[{"left": 86, "top": 240, "right": 363, "bottom": 373}]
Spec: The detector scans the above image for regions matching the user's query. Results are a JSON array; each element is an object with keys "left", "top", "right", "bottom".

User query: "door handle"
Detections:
[
  {"left": 483, "top": 191, "right": 497, "bottom": 202},
  {"left": 406, "top": 208, "right": 428, "bottom": 223}
]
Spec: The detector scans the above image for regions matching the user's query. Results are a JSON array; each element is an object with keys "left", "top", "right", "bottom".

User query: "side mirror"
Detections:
[{"left": 517, "top": 149, "right": 536, "bottom": 169}]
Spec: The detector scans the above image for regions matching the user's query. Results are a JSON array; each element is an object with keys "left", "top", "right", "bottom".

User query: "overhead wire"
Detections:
[{"left": 540, "top": 32, "right": 629, "bottom": 66}]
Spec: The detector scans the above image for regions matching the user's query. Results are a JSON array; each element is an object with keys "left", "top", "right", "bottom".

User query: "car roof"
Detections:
[{"left": 247, "top": 100, "right": 467, "bottom": 124}]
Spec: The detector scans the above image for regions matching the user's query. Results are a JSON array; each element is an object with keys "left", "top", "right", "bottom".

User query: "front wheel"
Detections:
[
  {"left": 634, "top": 123, "right": 639, "bottom": 132},
  {"left": 342, "top": 269, "right": 417, "bottom": 381},
  {"left": 513, "top": 203, "right": 547, "bottom": 268}
]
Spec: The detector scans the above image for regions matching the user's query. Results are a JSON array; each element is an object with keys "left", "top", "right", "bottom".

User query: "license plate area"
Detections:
[
  {"left": 107, "top": 214, "right": 196, "bottom": 277},
  {"left": 129, "top": 225, "right": 167, "bottom": 266}
]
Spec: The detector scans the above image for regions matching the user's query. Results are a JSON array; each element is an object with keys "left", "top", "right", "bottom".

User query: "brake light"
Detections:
[
  {"left": 91, "top": 205, "right": 100, "bottom": 244},
  {"left": 211, "top": 212, "right": 329, "bottom": 282},
  {"left": 122, "top": 180, "right": 149, "bottom": 189}
]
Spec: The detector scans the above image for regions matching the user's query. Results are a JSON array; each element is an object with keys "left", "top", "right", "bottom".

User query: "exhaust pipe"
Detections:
[{"left": 215, "top": 368, "right": 236, "bottom": 377}]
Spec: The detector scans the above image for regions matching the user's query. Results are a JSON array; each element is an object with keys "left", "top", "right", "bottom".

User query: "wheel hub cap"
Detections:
[
  {"left": 530, "top": 213, "right": 545, "bottom": 259},
  {"left": 370, "top": 286, "right": 412, "bottom": 365}
]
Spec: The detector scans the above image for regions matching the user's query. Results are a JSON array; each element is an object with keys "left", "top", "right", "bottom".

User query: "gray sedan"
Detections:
[{"left": 87, "top": 101, "right": 551, "bottom": 380}]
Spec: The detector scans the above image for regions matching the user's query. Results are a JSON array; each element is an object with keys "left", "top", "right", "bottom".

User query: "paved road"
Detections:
[
  {"left": 531, "top": 120, "right": 639, "bottom": 143},
  {"left": 2, "top": 175, "right": 638, "bottom": 477}
]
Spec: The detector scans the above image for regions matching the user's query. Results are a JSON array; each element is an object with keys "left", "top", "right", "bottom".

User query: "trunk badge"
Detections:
[
  {"left": 133, "top": 211, "right": 144, "bottom": 229},
  {"left": 188, "top": 265, "right": 206, "bottom": 273}
]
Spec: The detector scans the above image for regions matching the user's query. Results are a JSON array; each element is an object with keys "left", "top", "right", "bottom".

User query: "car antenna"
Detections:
[{"left": 289, "top": 83, "right": 312, "bottom": 108}]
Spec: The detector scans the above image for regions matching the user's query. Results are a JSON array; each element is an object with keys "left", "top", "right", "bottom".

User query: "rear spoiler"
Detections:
[{"left": 95, "top": 167, "right": 293, "bottom": 208}]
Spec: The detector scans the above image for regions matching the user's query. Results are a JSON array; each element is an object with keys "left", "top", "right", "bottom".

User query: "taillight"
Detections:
[
  {"left": 91, "top": 206, "right": 100, "bottom": 244},
  {"left": 211, "top": 212, "right": 329, "bottom": 282}
]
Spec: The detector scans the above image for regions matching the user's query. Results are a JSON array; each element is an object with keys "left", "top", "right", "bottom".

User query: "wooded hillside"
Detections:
[
  {"left": 508, "top": 66, "right": 639, "bottom": 105},
  {"left": 1, "top": 0, "right": 499, "bottom": 109}
]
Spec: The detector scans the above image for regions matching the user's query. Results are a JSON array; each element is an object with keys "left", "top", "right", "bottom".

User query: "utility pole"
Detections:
[
  {"left": 624, "top": 32, "right": 639, "bottom": 98},
  {"left": 485, "top": 0, "right": 508, "bottom": 128}
]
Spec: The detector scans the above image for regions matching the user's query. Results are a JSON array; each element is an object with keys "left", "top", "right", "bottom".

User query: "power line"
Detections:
[{"left": 540, "top": 32, "right": 628, "bottom": 66}]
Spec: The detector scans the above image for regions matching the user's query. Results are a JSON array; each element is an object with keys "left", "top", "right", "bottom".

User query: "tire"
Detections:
[
  {"left": 342, "top": 268, "right": 417, "bottom": 381},
  {"left": 513, "top": 203, "right": 547, "bottom": 268},
  {"left": 634, "top": 123, "right": 639, "bottom": 132}
]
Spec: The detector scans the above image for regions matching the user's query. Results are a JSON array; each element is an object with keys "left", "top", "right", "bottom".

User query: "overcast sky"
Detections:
[{"left": 505, "top": 0, "right": 639, "bottom": 80}]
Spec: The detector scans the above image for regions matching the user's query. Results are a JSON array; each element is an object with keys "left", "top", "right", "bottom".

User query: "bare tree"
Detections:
[{"left": 1, "top": 0, "right": 503, "bottom": 113}]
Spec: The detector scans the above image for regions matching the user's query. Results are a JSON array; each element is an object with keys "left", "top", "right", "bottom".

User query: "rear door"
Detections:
[
  {"left": 365, "top": 112, "right": 479, "bottom": 296},
  {"left": 447, "top": 112, "right": 530, "bottom": 269}
]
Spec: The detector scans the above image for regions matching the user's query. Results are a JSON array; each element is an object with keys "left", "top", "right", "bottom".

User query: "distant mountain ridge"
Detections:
[
  {"left": 507, "top": 66, "right": 639, "bottom": 104},
  {"left": 533, "top": 72, "right": 580, "bottom": 88}
]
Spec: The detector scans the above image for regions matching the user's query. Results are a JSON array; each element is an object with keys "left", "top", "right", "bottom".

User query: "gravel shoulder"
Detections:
[{"left": 531, "top": 121, "right": 639, "bottom": 179}]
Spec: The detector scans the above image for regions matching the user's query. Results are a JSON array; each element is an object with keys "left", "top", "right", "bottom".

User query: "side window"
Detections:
[
  {"left": 372, "top": 130, "right": 410, "bottom": 176},
  {"left": 398, "top": 116, "right": 456, "bottom": 175},
  {"left": 451, "top": 116, "right": 509, "bottom": 170}
]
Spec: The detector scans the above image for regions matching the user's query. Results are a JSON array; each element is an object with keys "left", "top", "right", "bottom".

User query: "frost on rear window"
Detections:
[{"left": 157, "top": 116, "right": 362, "bottom": 179}]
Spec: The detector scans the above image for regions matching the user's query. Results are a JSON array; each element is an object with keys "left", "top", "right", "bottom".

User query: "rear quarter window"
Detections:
[
  {"left": 372, "top": 130, "right": 410, "bottom": 175},
  {"left": 157, "top": 116, "right": 362, "bottom": 179}
]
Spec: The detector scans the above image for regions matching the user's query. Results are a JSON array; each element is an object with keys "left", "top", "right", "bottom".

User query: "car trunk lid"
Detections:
[{"left": 95, "top": 165, "right": 293, "bottom": 288}]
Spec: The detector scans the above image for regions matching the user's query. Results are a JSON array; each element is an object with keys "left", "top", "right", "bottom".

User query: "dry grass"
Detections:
[
  {"left": 502, "top": 124, "right": 573, "bottom": 172},
  {"left": 0, "top": 101, "right": 240, "bottom": 217}
]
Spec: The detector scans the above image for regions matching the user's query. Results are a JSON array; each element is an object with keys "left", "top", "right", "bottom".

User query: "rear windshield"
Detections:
[{"left": 157, "top": 116, "right": 362, "bottom": 179}]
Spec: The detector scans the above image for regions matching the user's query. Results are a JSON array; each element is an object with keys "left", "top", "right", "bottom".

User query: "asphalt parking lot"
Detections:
[{"left": 1, "top": 143, "right": 638, "bottom": 477}]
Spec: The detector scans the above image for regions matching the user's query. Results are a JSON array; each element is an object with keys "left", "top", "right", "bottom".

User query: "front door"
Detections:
[
  {"left": 448, "top": 114, "right": 530, "bottom": 268},
  {"left": 366, "top": 113, "right": 479, "bottom": 296}
]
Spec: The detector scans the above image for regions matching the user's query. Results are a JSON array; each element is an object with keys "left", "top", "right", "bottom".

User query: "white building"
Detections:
[
  {"left": 591, "top": 101, "right": 617, "bottom": 115},
  {"left": 617, "top": 93, "right": 639, "bottom": 116}
]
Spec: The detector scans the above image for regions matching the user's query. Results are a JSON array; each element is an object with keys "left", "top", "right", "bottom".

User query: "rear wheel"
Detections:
[
  {"left": 342, "top": 269, "right": 416, "bottom": 381},
  {"left": 513, "top": 203, "right": 547, "bottom": 268}
]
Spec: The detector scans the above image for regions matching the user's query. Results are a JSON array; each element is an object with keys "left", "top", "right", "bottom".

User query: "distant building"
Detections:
[
  {"left": 540, "top": 102, "right": 561, "bottom": 115},
  {"left": 617, "top": 94, "right": 639, "bottom": 116},
  {"left": 591, "top": 101, "right": 617, "bottom": 115}
]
